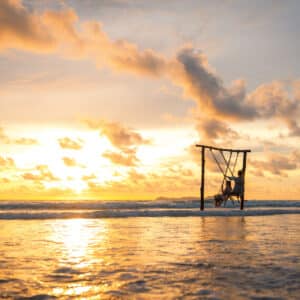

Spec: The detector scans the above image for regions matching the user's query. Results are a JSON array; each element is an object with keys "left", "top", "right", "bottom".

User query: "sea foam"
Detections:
[{"left": 0, "top": 200, "right": 299, "bottom": 219}]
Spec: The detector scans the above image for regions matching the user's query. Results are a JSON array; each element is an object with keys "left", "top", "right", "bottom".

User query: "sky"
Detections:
[{"left": 1, "top": 0, "right": 300, "bottom": 200}]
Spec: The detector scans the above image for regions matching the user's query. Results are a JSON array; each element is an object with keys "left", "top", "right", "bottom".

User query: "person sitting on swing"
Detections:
[
  {"left": 222, "top": 180, "right": 232, "bottom": 202},
  {"left": 214, "top": 180, "right": 232, "bottom": 207},
  {"left": 227, "top": 170, "right": 244, "bottom": 200}
]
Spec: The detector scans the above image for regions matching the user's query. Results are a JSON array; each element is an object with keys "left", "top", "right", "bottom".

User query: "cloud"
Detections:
[
  {"left": 1, "top": 0, "right": 241, "bottom": 125},
  {"left": 14, "top": 137, "right": 38, "bottom": 145},
  {"left": 2, "top": 0, "right": 300, "bottom": 141},
  {"left": 286, "top": 120, "right": 300, "bottom": 137},
  {"left": 0, "top": 0, "right": 167, "bottom": 75},
  {"left": 172, "top": 50, "right": 300, "bottom": 141},
  {"left": 58, "top": 137, "right": 83, "bottom": 150},
  {"left": 174, "top": 48, "right": 256, "bottom": 120},
  {"left": 86, "top": 119, "right": 150, "bottom": 167},
  {"left": 0, "top": 127, "right": 38, "bottom": 145},
  {"left": 0, "top": 0, "right": 56, "bottom": 52},
  {"left": 82, "top": 173, "right": 97, "bottom": 181},
  {"left": 22, "top": 164, "right": 58, "bottom": 181},
  {"left": 247, "top": 81, "right": 300, "bottom": 136},
  {"left": 250, "top": 151, "right": 300, "bottom": 177},
  {"left": 102, "top": 149, "right": 139, "bottom": 167},
  {"left": 127, "top": 169, "right": 146, "bottom": 183},
  {"left": 85, "top": 119, "right": 150, "bottom": 149},
  {"left": 62, "top": 156, "right": 83, "bottom": 167},
  {"left": 0, "top": 156, "right": 15, "bottom": 168},
  {"left": 195, "top": 117, "right": 239, "bottom": 145},
  {"left": 248, "top": 81, "right": 292, "bottom": 118},
  {"left": 0, "top": 177, "right": 10, "bottom": 183}
]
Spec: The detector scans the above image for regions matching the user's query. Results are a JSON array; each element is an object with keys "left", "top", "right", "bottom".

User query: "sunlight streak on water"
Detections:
[
  {"left": 47, "top": 219, "right": 109, "bottom": 297},
  {"left": 50, "top": 219, "right": 106, "bottom": 264}
]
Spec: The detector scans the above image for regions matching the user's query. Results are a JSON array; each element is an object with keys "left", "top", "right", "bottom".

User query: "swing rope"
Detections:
[
  {"left": 220, "top": 151, "right": 232, "bottom": 190},
  {"left": 232, "top": 152, "right": 240, "bottom": 175},
  {"left": 209, "top": 149, "right": 225, "bottom": 176},
  {"left": 209, "top": 149, "right": 240, "bottom": 193},
  {"left": 220, "top": 151, "right": 234, "bottom": 177}
]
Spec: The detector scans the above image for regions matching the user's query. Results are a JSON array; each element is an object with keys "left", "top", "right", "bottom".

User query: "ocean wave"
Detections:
[
  {"left": 0, "top": 207, "right": 299, "bottom": 219},
  {"left": 0, "top": 200, "right": 299, "bottom": 219},
  {"left": 0, "top": 199, "right": 299, "bottom": 211},
  {"left": 0, "top": 199, "right": 200, "bottom": 210}
]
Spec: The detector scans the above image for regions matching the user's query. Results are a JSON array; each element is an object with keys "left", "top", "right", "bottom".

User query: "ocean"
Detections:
[{"left": 0, "top": 200, "right": 299, "bottom": 299}]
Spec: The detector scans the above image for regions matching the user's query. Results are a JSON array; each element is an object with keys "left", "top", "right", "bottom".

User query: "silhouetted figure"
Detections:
[
  {"left": 214, "top": 180, "right": 232, "bottom": 207},
  {"left": 222, "top": 180, "right": 232, "bottom": 199},
  {"left": 222, "top": 180, "right": 233, "bottom": 205},
  {"left": 228, "top": 170, "right": 244, "bottom": 200}
]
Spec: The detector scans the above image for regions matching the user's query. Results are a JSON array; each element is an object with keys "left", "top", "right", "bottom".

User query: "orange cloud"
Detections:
[
  {"left": 0, "top": 177, "right": 10, "bottom": 183},
  {"left": 102, "top": 149, "right": 139, "bottom": 167},
  {"left": 82, "top": 174, "right": 97, "bottom": 181},
  {"left": 58, "top": 137, "right": 83, "bottom": 150},
  {"left": 22, "top": 164, "right": 58, "bottom": 182},
  {"left": 86, "top": 119, "right": 150, "bottom": 167},
  {"left": 250, "top": 151, "right": 300, "bottom": 177},
  {"left": 0, "top": 0, "right": 56, "bottom": 52},
  {"left": 0, "top": 156, "right": 15, "bottom": 168},
  {"left": 85, "top": 119, "right": 150, "bottom": 149},
  {"left": 62, "top": 156, "right": 84, "bottom": 168}
]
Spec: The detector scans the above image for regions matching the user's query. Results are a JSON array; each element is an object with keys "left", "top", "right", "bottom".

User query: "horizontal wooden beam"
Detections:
[{"left": 196, "top": 144, "right": 251, "bottom": 153}]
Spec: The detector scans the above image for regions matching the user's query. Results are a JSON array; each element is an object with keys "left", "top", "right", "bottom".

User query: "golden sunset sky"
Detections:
[{"left": 1, "top": 0, "right": 300, "bottom": 200}]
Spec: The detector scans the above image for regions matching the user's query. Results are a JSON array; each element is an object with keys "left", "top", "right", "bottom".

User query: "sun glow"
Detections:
[
  {"left": 3, "top": 124, "right": 195, "bottom": 185},
  {"left": 49, "top": 219, "right": 109, "bottom": 297},
  {"left": 51, "top": 219, "right": 107, "bottom": 262},
  {"left": 3, "top": 122, "right": 298, "bottom": 200}
]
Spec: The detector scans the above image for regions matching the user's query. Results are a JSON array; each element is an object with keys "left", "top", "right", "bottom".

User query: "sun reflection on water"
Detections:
[
  {"left": 50, "top": 219, "right": 107, "bottom": 264},
  {"left": 49, "top": 219, "right": 108, "bottom": 297},
  {"left": 64, "top": 219, "right": 91, "bottom": 259}
]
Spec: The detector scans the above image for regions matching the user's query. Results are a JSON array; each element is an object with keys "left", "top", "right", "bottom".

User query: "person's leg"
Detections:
[
  {"left": 229, "top": 195, "right": 234, "bottom": 205},
  {"left": 223, "top": 195, "right": 228, "bottom": 207}
]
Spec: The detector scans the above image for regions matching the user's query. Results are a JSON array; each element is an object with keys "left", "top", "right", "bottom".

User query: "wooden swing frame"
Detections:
[{"left": 196, "top": 144, "right": 251, "bottom": 210}]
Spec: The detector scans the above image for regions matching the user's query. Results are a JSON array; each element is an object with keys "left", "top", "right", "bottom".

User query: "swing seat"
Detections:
[
  {"left": 214, "top": 194, "right": 224, "bottom": 207},
  {"left": 229, "top": 192, "right": 241, "bottom": 203}
]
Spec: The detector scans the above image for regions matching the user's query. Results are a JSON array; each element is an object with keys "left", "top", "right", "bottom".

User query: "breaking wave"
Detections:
[{"left": 0, "top": 200, "right": 299, "bottom": 219}]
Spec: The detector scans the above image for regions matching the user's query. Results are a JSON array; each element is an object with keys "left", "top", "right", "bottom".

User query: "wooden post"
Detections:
[
  {"left": 240, "top": 152, "right": 247, "bottom": 210},
  {"left": 200, "top": 146, "right": 205, "bottom": 210}
]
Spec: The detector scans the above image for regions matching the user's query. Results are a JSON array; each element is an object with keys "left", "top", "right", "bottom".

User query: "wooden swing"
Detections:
[{"left": 195, "top": 144, "right": 251, "bottom": 210}]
